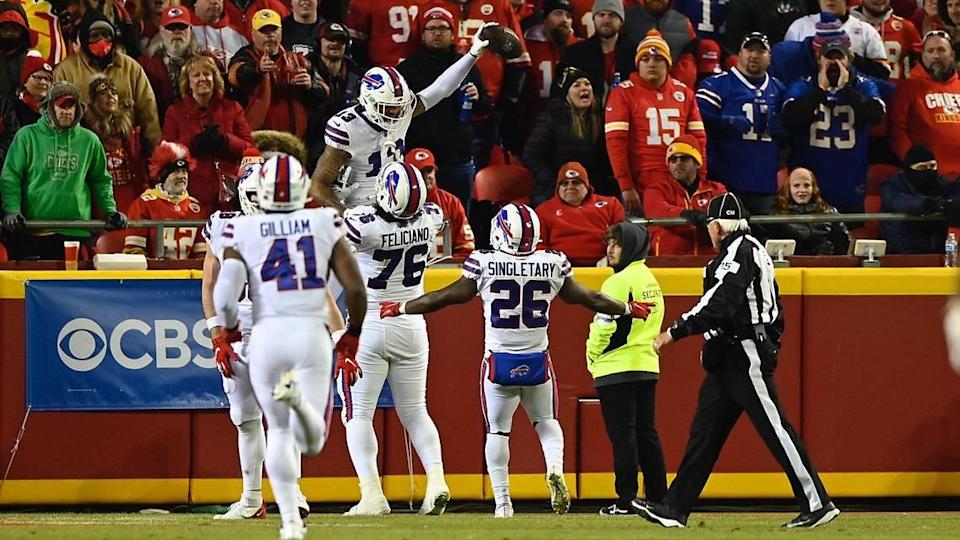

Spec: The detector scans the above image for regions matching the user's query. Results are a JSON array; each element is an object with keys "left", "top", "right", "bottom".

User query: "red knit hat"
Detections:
[
  {"left": 421, "top": 6, "right": 457, "bottom": 34},
  {"left": 19, "top": 52, "right": 53, "bottom": 87}
]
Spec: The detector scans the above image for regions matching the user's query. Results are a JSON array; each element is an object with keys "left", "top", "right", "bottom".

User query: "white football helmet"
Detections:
[
  {"left": 490, "top": 203, "right": 541, "bottom": 255},
  {"left": 376, "top": 161, "right": 427, "bottom": 219},
  {"left": 358, "top": 66, "right": 416, "bottom": 132},
  {"left": 237, "top": 160, "right": 263, "bottom": 215},
  {"left": 257, "top": 154, "right": 310, "bottom": 212}
]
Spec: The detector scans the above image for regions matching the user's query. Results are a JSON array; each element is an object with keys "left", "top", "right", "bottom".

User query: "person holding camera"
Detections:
[
  {"left": 227, "top": 9, "right": 326, "bottom": 139},
  {"left": 781, "top": 33, "right": 885, "bottom": 215}
]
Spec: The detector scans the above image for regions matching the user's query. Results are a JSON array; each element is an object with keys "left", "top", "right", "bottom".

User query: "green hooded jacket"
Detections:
[
  {"left": 0, "top": 86, "right": 116, "bottom": 237},
  {"left": 585, "top": 222, "right": 664, "bottom": 386}
]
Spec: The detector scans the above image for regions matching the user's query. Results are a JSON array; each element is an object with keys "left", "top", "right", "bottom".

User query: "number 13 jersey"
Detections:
[
  {"left": 222, "top": 208, "right": 344, "bottom": 323},
  {"left": 344, "top": 203, "right": 445, "bottom": 308},
  {"left": 463, "top": 249, "right": 572, "bottom": 354}
]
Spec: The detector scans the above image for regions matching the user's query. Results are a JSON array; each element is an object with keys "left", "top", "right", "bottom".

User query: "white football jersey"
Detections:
[
  {"left": 203, "top": 210, "right": 253, "bottom": 332},
  {"left": 325, "top": 105, "right": 411, "bottom": 209},
  {"left": 221, "top": 208, "right": 344, "bottom": 323},
  {"left": 344, "top": 203, "right": 445, "bottom": 308},
  {"left": 463, "top": 249, "right": 573, "bottom": 354}
]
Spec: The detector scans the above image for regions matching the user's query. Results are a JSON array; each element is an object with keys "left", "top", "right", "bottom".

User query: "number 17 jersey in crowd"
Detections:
[{"left": 463, "top": 249, "right": 572, "bottom": 354}]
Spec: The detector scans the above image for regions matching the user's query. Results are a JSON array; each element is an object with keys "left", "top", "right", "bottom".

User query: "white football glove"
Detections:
[{"left": 470, "top": 22, "right": 497, "bottom": 58}]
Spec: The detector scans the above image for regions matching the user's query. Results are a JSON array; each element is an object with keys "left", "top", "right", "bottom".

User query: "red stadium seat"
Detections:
[
  {"left": 854, "top": 194, "right": 883, "bottom": 240},
  {"left": 95, "top": 230, "right": 128, "bottom": 254},
  {"left": 473, "top": 164, "right": 534, "bottom": 205},
  {"left": 0, "top": 241, "right": 7, "bottom": 262},
  {"left": 487, "top": 145, "right": 523, "bottom": 167}
]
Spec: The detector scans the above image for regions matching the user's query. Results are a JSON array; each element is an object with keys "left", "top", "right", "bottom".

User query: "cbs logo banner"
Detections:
[{"left": 25, "top": 280, "right": 228, "bottom": 411}]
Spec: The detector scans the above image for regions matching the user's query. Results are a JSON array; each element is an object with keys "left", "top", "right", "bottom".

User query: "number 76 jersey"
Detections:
[
  {"left": 463, "top": 249, "right": 572, "bottom": 354},
  {"left": 222, "top": 208, "right": 344, "bottom": 324}
]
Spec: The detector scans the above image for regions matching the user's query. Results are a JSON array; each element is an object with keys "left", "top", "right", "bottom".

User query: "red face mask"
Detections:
[{"left": 88, "top": 39, "right": 113, "bottom": 58}]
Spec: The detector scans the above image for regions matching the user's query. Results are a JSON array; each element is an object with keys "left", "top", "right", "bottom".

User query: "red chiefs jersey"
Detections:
[
  {"left": 124, "top": 187, "right": 207, "bottom": 259},
  {"left": 427, "top": 187, "right": 475, "bottom": 257},
  {"left": 570, "top": 0, "right": 595, "bottom": 38},
  {"left": 347, "top": 0, "right": 428, "bottom": 67},
  {"left": 889, "top": 64, "right": 960, "bottom": 178},
  {"left": 604, "top": 72, "right": 706, "bottom": 193},
  {"left": 854, "top": 8, "right": 921, "bottom": 82},
  {"left": 520, "top": 24, "right": 580, "bottom": 136},
  {"left": 643, "top": 176, "right": 726, "bottom": 256},
  {"left": 428, "top": 0, "right": 532, "bottom": 101}
]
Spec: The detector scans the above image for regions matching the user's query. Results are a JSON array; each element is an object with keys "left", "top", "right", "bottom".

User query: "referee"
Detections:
[{"left": 639, "top": 193, "right": 839, "bottom": 529}]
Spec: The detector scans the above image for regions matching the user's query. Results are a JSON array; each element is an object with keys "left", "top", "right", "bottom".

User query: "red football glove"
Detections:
[
  {"left": 334, "top": 331, "right": 363, "bottom": 386},
  {"left": 212, "top": 336, "right": 239, "bottom": 378},
  {"left": 379, "top": 301, "right": 401, "bottom": 318},
  {"left": 628, "top": 301, "right": 656, "bottom": 320}
]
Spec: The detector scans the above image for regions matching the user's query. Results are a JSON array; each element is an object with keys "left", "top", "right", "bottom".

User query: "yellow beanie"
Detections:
[{"left": 635, "top": 30, "right": 672, "bottom": 67}]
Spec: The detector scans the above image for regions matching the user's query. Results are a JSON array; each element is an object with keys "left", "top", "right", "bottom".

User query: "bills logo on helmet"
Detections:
[
  {"left": 363, "top": 73, "right": 385, "bottom": 90},
  {"left": 238, "top": 164, "right": 259, "bottom": 182},
  {"left": 385, "top": 169, "right": 402, "bottom": 206},
  {"left": 497, "top": 209, "right": 513, "bottom": 238}
]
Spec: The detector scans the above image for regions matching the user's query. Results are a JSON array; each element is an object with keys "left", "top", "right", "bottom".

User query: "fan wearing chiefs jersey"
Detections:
[
  {"left": 381, "top": 203, "right": 655, "bottom": 517},
  {"left": 124, "top": 142, "right": 207, "bottom": 259},
  {"left": 852, "top": 0, "right": 922, "bottom": 82},
  {"left": 339, "top": 162, "right": 449, "bottom": 517},
  {"left": 520, "top": 0, "right": 581, "bottom": 137},
  {"left": 309, "top": 22, "right": 495, "bottom": 212},
  {"left": 347, "top": 0, "right": 428, "bottom": 68}
]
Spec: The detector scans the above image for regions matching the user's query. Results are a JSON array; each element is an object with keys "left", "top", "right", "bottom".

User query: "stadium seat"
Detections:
[
  {"left": 854, "top": 194, "right": 883, "bottom": 240},
  {"left": 487, "top": 145, "right": 523, "bottom": 167},
  {"left": 95, "top": 230, "right": 128, "bottom": 254},
  {"left": 473, "top": 164, "right": 534, "bottom": 205},
  {"left": 0, "top": 241, "right": 7, "bottom": 262}
]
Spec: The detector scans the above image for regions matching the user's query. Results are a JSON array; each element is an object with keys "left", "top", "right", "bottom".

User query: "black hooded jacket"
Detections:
[
  {"left": 611, "top": 221, "right": 650, "bottom": 273},
  {"left": 0, "top": 2, "right": 31, "bottom": 97}
]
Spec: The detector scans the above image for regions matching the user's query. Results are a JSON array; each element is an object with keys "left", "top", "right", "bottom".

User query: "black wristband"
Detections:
[{"left": 346, "top": 324, "right": 362, "bottom": 337}]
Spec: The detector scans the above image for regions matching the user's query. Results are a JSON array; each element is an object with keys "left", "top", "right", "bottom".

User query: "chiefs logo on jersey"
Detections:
[{"left": 674, "top": 91, "right": 686, "bottom": 103}]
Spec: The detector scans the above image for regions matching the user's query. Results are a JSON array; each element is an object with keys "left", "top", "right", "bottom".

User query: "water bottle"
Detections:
[
  {"left": 459, "top": 87, "right": 473, "bottom": 124},
  {"left": 947, "top": 233, "right": 958, "bottom": 267},
  {"left": 612, "top": 71, "right": 622, "bottom": 87}
]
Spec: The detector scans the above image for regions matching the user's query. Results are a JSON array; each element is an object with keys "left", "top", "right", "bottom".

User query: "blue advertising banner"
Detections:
[{"left": 25, "top": 279, "right": 393, "bottom": 411}]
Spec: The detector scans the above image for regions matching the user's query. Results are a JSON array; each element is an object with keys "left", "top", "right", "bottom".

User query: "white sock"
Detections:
[
  {"left": 485, "top": 433, "right": 511, "bottom": 506},
  {"left": 399, "top": 410, "right": 444, "bottom": 470},
  {"left": 265, "top": 428, "right": 301, "bottom": 527},
  {"left": 534, "top": 419, "right": 564, "bottom": 471},
  {"left": 237, "top": 419, "right": 265, "bottom": 504},
  {"left": 346, "top": 419, "right": 381, "bottom": 481},
  {"left": 358, "top": 476, "right": 385, "bottom": 499},
  {"left": 426, "top": 464, "right": 447, "bottom": 490}
]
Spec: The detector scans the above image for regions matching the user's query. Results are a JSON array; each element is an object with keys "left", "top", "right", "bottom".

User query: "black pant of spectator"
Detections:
[
  {"left": 4, "top": 232, "right": 94, "bottom": 261},
  {"left": 664, "top": 337, "right": 832, "bottom": 516},
  {"left": 597, "top": 380, "right": 667, "bottom": 506}
]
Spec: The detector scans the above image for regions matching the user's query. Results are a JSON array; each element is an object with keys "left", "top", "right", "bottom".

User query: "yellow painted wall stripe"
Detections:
[
  {"left": 0, "top": 271, "right": 196, "bottom": 299},
  {"left": 802, "top": 268, "right": 960, "bottom": 295},
  {"left": 4, "top": 472, "right": 960, "bottom": 504}
]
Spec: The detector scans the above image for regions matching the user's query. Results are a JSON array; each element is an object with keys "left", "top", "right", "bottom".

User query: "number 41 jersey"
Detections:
[
  {"left": 463, "top": 249, "right": 572, "bottom": 354},
  {"left": 222, "top": 208, "right": 344, "bottom": 323},
  {"left": 344, "top": 203, "right": 445, "bottom": 307}
]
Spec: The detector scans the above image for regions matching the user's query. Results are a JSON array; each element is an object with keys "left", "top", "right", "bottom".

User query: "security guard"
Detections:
[
  {"left": 641, "top": 193, "right": 839, "bottom": 529},
  {"left": 585, "top": 222, "right": 666, "bottom": 516}
]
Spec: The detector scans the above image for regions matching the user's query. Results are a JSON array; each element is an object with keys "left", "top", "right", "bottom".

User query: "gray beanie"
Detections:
[
  {"left": 592, "top": 0, "right": 625, "bottom": 21},
  {"left": 42, "top": 81, "right": 84, "bottom": 128}
]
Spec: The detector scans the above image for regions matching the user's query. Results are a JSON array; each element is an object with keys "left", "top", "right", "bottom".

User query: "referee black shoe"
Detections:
[
  {"left": 598, "top": 502, "right": 633, "bottom": 516},
  {"left": 633, "top": 500, "right": 687, "bottom": 528},
  {"left": 782, "top": 502, "right": 840, "bottom": 529}
]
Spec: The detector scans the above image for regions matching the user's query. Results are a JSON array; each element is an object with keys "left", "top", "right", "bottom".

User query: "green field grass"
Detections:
[{"left": 1, "top": 511, "right": 959, "bottom": 539}]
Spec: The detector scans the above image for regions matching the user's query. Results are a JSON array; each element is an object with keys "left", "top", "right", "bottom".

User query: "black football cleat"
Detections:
[
  {"left": 598, "top": 502, "right": 633, "bottom": 516},
  {"left": 782, "top": 502, "right": 840, "bottom": 529},
  {"left": 633, "top": 500, "right": 687, "bottom": 528}
]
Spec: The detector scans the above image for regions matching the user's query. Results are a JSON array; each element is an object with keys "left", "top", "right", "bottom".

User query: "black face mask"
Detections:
[
  {"left": 0, "top": 36, "right": 22, "bottom": 52},
  {"left": 905, "top": 169, "right": 940, "bottom": 195}
]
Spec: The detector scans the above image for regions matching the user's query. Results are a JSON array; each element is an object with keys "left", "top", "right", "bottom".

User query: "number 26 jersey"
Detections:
[
  {"left": 463, "top": 249, "right": 572, "bottom": 354},
  {"left": 222, "top": 208, "right": 344, "bottom": 323}
]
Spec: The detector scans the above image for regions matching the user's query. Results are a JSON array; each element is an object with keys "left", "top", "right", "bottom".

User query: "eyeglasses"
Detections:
[
  {"left": 30, "top": 74, "right": 52, "bottom": 83},
  {"left": 424, "top": 26, "right": 452, "bottom": 34}
]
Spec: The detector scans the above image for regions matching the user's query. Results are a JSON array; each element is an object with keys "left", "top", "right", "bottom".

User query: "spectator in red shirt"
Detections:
[
  {"left": 140, "top": 6, "right": 204, "bottom": 123},
  {"left": 406, "top": 147, "right": 476, "bottom": 258},
  {"left": 644, "top": 134, "right": 726, "bottom": 255},
  {"left": 124, "top": 141, "right": 207, "bottom": 259},
  {"left": 538, "top": 161, "right": 625, "bottom": 265}
]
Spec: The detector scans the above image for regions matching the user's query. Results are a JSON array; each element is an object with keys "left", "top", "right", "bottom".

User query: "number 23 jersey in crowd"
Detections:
[
  {"left": 463, "top": 249, "right": 572, "bottom": 354},
  {"left": 222, "top": 208, "right": 344, "bottom": 323}
]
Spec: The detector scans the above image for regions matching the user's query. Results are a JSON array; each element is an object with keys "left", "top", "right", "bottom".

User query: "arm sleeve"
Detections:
[
  {"left": 225, "top": 102, "right": 255, "bottom": 157},
  {"left": 781, "top": 81, "right": 825, "bottom": 129},
  {"left": 696, "top": 77, "right": 726, "bottom": 131},
  {"left": 417, "top": 53, "right": 480, "bottom": 111},
  {"left": 134, "top": 68, "right": 162, "bottom": 148},
  {"left": 863, "top": 23, "right": 890, "bottom": 62},
  {"left": 88, "top": 140, "right": 118, "bottom": 214},
  {"left": 497, "top": 64, "right": 528, "bottom": 107},
  {"left": 0, "top": 131, "right": 26, "bottom": 214},
  {"left": 687, "top": 95, "right": 708, "bottom": 176},
  {"left": 604, "top": 86, "right": 634, "bottom": 192},
  {"left": 843, "top": 76, "right": 885, "bottom": 126},
  {"left": 643, "top": 183, "right": 686, "bottom": 218},
  {"left": 669, "top": 248, "right": 753, "bottom": 339},
  {"left": 882, "top": 179, "right": 927, "bottom": 214},
  {"left": 214, "top": 257, "right": 247, "bottom": 330},
  {"left": 887, "top": 82, "right": 912, "bottom": 161},
  {"left": 585, "top": 275, "right": 628, "bottom": 359},
  {"left": 784, "top": 18, "right": 803, "bottom": 42}
]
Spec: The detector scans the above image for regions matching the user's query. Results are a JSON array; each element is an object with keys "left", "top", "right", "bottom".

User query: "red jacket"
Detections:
[
  {"left": 427, "top": 187, "right": 475, "bottom": 257},
  {"left": 889, "top": 63, "right": 960, "bottom": 179},
  {"left": 643, "top": 176, "right": 725, "bottom": 256},
  {"left": 224, "top": 0, "right": 290, "bottom": 41},
  {"left": 604, "top": 72, "right": 706, "bottom": 194},
  {"left": 539, "top": 188, "right": 625, "bottom": 265},
  {"left": 124, "top": 186, "right": 207, "bottom": 259},
  {"left": 162, "top": 94, "right": 254, "bottom": 212}
]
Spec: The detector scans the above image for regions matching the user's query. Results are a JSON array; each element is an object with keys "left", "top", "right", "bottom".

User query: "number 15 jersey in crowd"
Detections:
[
  {"left": 463, "top": 249, "right": 572, "bottom": 354},
  {"left": 222, "top": 208, "right": 344, "bottom": 323}
]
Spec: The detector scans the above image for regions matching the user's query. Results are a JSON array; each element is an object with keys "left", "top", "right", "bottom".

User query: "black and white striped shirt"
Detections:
[{"left": 669, "top": 230, "right": 783, "bottom": 342}]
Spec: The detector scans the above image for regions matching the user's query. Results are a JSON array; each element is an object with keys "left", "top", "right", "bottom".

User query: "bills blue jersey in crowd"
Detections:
[
  {"left": 673, "top": 0, "right": 727, "bottom": 41},
  {"left": 462, "top": 249, "right": 572, "bottom": 354},
  {"left": 697, "top": 68, "right": 785, "bottom": 194},
  {"left": 783, "top": 73, "right": 884, "bottom": 206}
]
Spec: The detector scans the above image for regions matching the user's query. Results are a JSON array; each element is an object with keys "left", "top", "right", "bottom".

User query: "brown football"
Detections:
[{"left": 479, "top": 25, "right": 523, "bottom": 60}]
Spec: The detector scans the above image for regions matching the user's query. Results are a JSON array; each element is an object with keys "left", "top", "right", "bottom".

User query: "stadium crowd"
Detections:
[{"left": 2, "top": 0, "right": 960, "bottom": 262}]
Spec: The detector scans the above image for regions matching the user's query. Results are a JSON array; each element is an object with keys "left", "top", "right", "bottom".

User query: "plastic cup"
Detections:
[{"left": 64, "top": 241, "right": 79, "bottom": 271}]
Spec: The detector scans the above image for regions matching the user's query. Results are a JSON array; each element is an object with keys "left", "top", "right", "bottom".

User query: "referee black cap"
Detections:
[{"left": 706, "top": 193, "right": 749, "bottom": 222}]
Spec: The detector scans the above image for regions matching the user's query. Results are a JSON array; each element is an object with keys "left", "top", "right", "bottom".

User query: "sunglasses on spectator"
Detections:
[
  {"left": 559, "top": 179, "right": 585, "bottom": 187},
  {"left": 923, "top": 30, "right": 951, "bottom": 42},
  {"left": 668, "top": 154, "right": 695, "bottom": 163}
]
